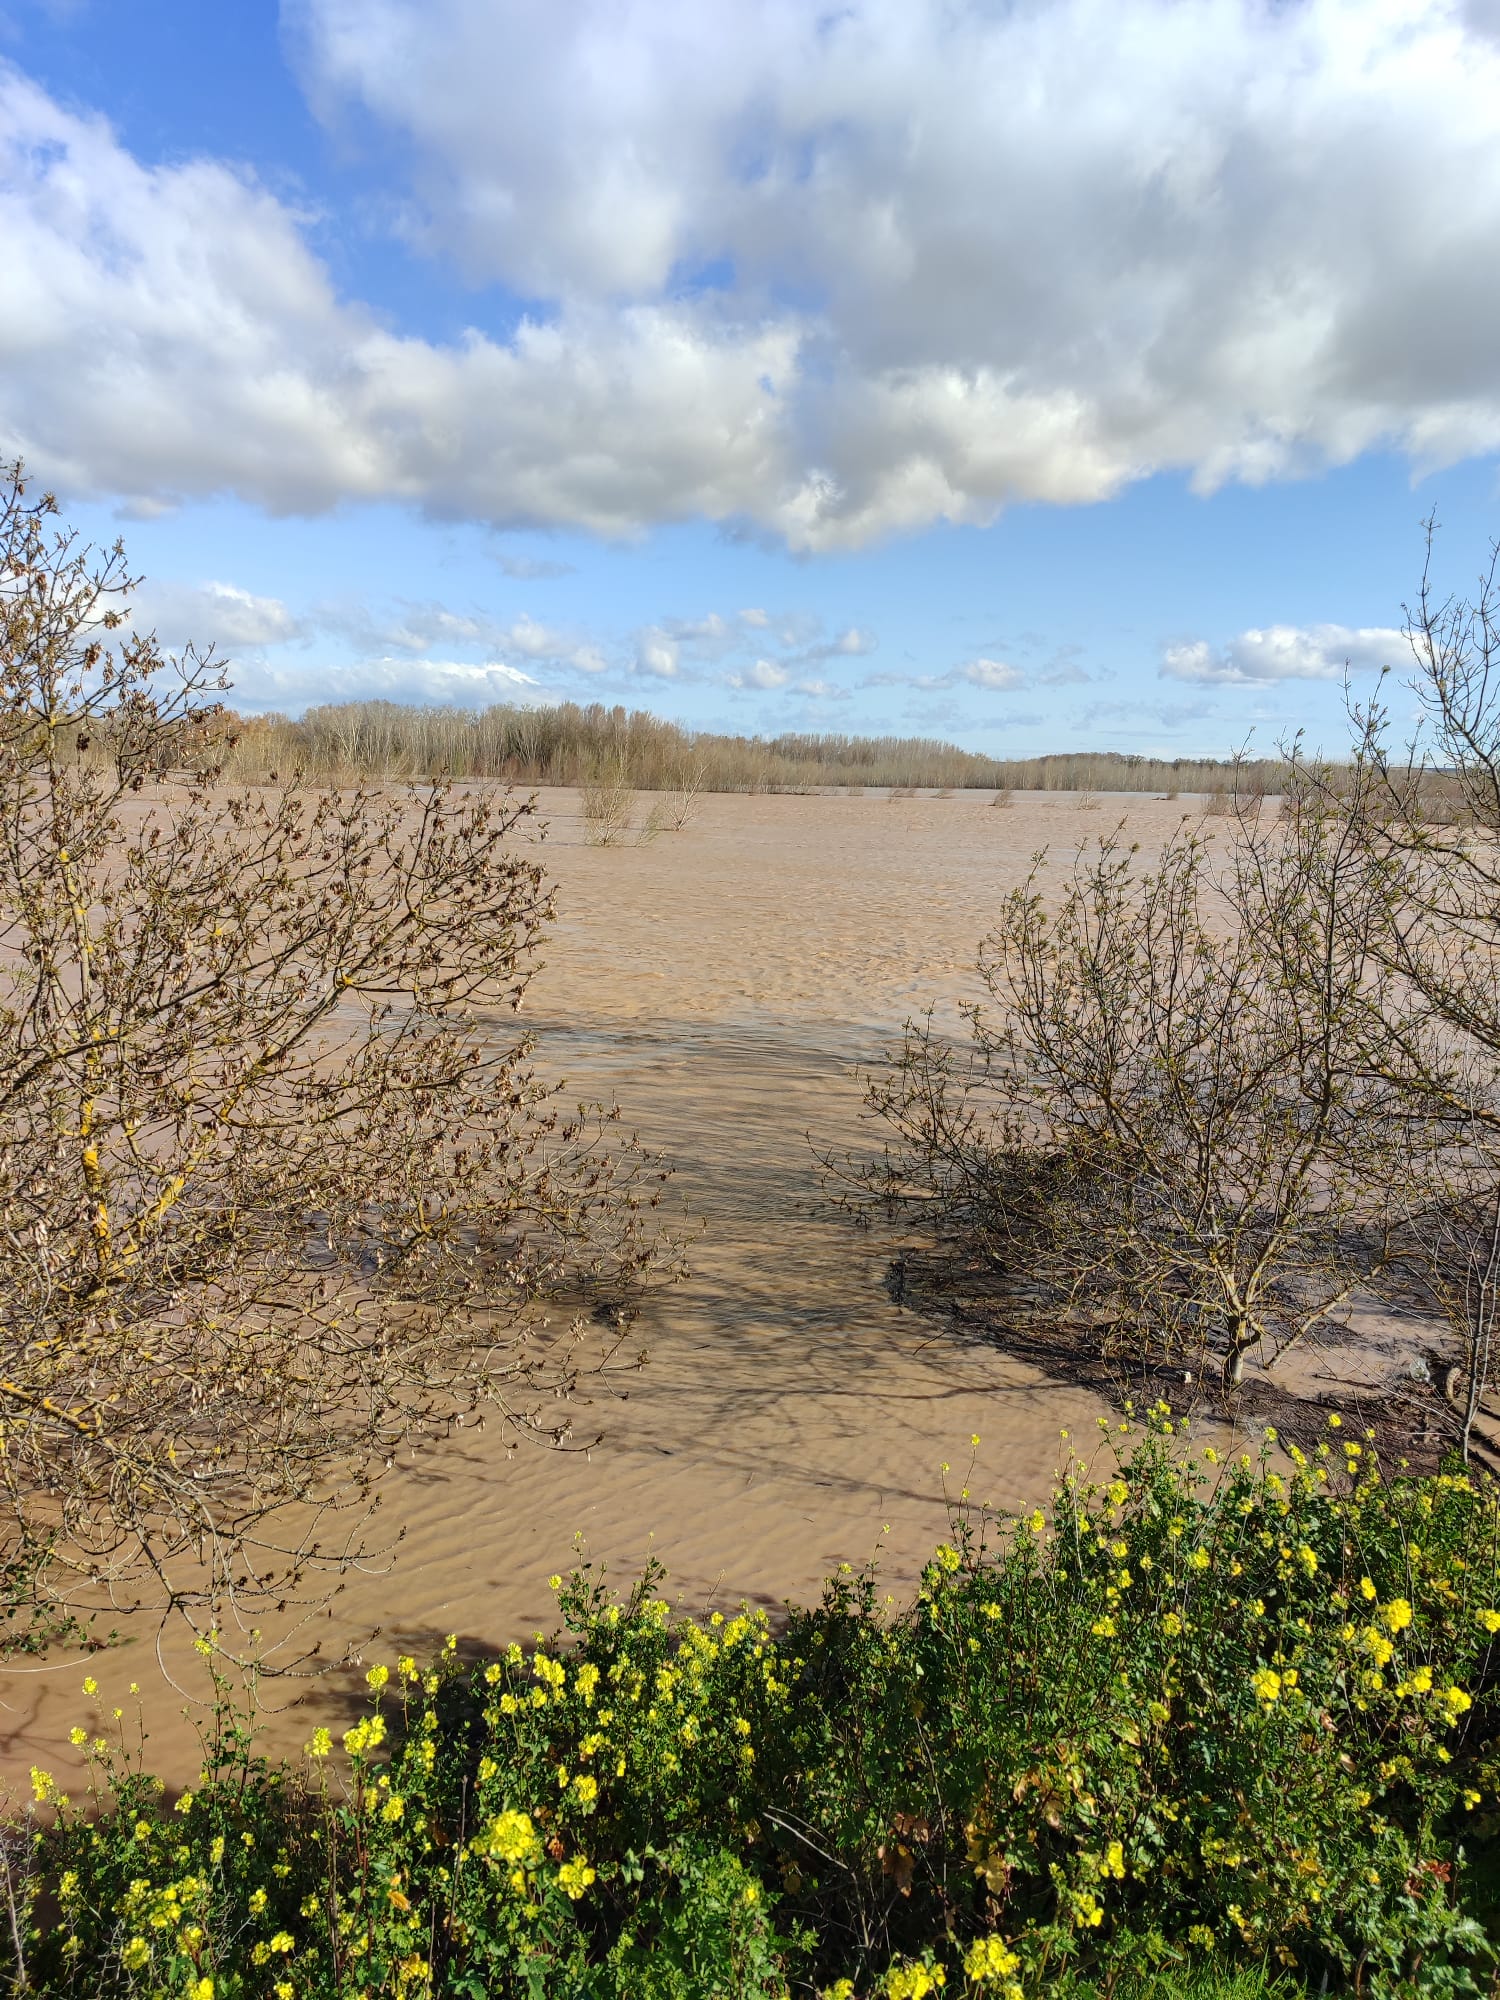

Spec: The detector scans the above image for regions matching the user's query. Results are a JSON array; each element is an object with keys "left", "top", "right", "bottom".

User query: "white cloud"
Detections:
[
  {"left": 1162, "top": 623, "right": 1404, "bottom": 685},
  {"left": 313, "top": 598, "right": 608, "bottom": 674},
  {"left": 739, "top": 607, "right": 770, "bottom": 628},
  {"left": 285, "top": 0, "right": 1500, "bottom": 540},
  {"left": 956, "top": 657, "right": 1025, "bottom": 691},
  {"left": 11, "top": 0, "right": 1500, "bottom": 547},
  {"left": 635, "top": 628, "right": 680, "bottom": 678},
  {"left": 728, "top": 659, "right": 791, "bottom": 690},
  {"left": 131, "top": 579, "right": 303, "bottom": 652},
  {"left": 229, "top": 655, "right": 552, "bottom": 714}
]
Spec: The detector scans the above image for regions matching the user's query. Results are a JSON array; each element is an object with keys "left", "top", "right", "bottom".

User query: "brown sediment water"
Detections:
[{"left": 0, "top": 788, "right": 1199, "bottom": 1792}]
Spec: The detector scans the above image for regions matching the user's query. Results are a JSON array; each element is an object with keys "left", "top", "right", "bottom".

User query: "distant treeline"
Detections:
[{"left": 218, "top": 699, "right": 1291, "bottom": 795}]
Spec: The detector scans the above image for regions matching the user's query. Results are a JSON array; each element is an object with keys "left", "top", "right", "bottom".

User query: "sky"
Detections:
[{"left": 2, "top": 0, "right": 1500, "bottom": 759}]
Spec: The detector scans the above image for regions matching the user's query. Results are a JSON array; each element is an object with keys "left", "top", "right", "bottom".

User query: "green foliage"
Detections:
[{"left": 13, "top": 1419, "right": 1500, "bottom": 1997}]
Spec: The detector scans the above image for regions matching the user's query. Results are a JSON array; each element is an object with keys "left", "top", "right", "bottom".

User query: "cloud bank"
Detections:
[{"left": 5, "top": 2, "right": 1500, "bottom": 546}]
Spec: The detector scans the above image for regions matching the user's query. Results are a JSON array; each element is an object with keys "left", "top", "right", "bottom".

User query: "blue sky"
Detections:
[{"left": 3, "top": 0, "right": 1500, "bottom": 758}]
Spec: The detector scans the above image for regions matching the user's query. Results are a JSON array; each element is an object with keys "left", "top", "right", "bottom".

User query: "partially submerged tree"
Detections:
[
  {"left": 1300, "top": 523, "right": 1500, "bottom": 1454},
  {"left": 0, "top": 466, "right": 668, "bottom": 1646},
  {"left": 848, "top": 801, "right": 1414, "bottom": 1387}
]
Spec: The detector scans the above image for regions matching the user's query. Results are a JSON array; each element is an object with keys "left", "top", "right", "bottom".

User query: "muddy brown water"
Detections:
[{"left": 0, "top": 788, "right": 1288, "bottom": 1792}]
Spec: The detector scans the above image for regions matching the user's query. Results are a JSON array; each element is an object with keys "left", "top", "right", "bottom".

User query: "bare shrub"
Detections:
[
  {"left": 0, "top": 467, "right": 668, "bottom": 1644},
  {"left": 636, "top": 799, "right": 671, "bottom": 845},
  {"left": 581, "top": 766, "right": 635, "bottom": 845},
  {"left": 843, "top": 809, "right": 1412, "bottom": 1388},
  {"left": 664, "top": 762, "right": 707, "bottom": 830},
  {"left": 990, "top": 788, "right": 1015, "bottom": 811}
]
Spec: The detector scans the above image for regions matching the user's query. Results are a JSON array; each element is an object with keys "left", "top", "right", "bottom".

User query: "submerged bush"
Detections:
[{"left": 13, "top": 1418, "right": 1500, "bottom": 1997}]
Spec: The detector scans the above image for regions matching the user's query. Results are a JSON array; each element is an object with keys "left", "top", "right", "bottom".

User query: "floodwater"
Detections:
[{"left": 0, "top": 788, "right": 1209, "bottom": 1791}]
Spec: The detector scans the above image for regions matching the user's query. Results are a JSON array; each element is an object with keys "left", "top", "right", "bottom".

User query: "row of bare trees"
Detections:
[
  {"left": 0, "top": 466, "right": 672, "bottom": 1657},
  {"left": 849, "top": 526, "right": 1500, "bottom": 1457},
  {"left": 218, "top": 700, "right": 1289, "bottom": 799}
]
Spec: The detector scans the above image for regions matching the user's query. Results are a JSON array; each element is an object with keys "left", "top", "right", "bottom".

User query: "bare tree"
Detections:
[
  {"left": 844, "top": 802, "right": 1411, "bottom": 1388},
  {"left": 0, "top": 466, "right": 669, "bottom": 1648},
  {"left": 665, "top": 761, "right": 708, "bottom": 831},
  {"left": 1300, "top": 521, "right": 1500, "bottom": 1453}
]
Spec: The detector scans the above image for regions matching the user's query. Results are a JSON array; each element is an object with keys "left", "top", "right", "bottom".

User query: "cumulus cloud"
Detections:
[
  {"left": 131, "top": 579, "right": 304, "bottom": 652},
  {"left": 10, "top": 0, "right": 1500, "bottom": 547},
  {"left": 635, "top": 628, "right": 681, "bottom": 678},
  {"left": 314, "top": 598, "right": 607, "bottom": 674},
  {"left": 1162, "top": 623, "right": 1404, "bottom": 685},
  {"left": 727, "top": 659, "right": 791, "bottom": 690}
]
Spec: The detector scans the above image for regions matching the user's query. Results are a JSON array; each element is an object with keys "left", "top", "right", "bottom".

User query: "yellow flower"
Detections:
[
  {"left": 1364, "top": 1628, "right": 1394, "bottom": 1668},
  {"left": 1476, "top": 1609, "right": 1500, "bottom": 1635},
  {"left": 887, "top": 1962, "right": 948, "bottom": 1998},
  {"left": 1161, "top": 1612, "right": 1183, "bottom": 1638},
  {"left": 248, "top": 1887, "right": 267, "bottom": 1914},
  {"left": 557, "top": 1855, "right": 596, "bottom": 1900},
  {"left": 1027, "top": 1510, "right": 1045, "bottom": 1534},
  {"left": 122, "top": 1938, "right": 150, "bottom": 1971},
  {"left": 305, "top": 1728, "right": 332, "bottom": 1760},
  {"left": 964, "top": 1935, "right": 1021, "bottom": 1983},
  {"left": 1359, "top": 1577, "right": 1377, "bottom": 1600},
  {"left": 476, "top": 1809, "right": 542, "bottom": 1868},
  {"left": 68, "top": 1727, "right": 86, "bottom": 1747},
  {"left": 269, "top": 1932, "right": 295, "bottom": 1954},
  {"left": 29, "top": 1768, "right": 54, "bottom": 1803},
  {"left": 1091, "top": 1617, "right": 1117, "bottom": 1638},
  {"left": 81, "top": 1676, "right": 98, "bottom": 1698},
  {"left": 572, "top": 1774, "right": 598, "bottom": 1804},
  {"left": 1250, "top": 1668, "right": 1282, "bottom": 1705},
  {"left": 366, "top": 1663, "right": 390, "bottom": 1690},
  {"left": 1382, "top": 1598, "right": 1413, "bottom": 1633},
  {"left": 547, "top": 1574, "right": 563, "bottom": 1591}
]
